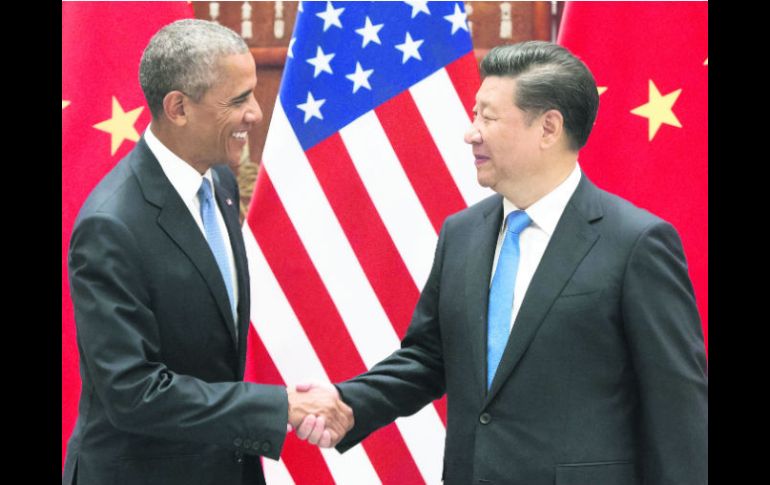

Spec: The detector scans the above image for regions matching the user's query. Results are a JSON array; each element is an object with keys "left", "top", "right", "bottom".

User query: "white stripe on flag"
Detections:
[
  {"left": 394, "top": 409, "right": 445, "bottom": 485},
  {"left": 320, "top": 448, "right": 383, "bottom": 485},
  {"left": 243, "top": 225, "right": 381, "bottom": 485},
  {"left": 410, "top": 68, "right": 493, "bottom": 206},
  {"left": 339, "top": 111, "right": 437, "bottom": 290},
  {"left": 262, "top": 457, "right": 296, "bottom": 485},
  {"left": 244, "top": 224, "right": 329, "bottom": 384}
]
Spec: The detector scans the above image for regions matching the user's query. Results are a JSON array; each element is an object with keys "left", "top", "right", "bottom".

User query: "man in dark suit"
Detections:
[
  {"left": 62, "top": 19, "right": 352, "bottom": 485},
  {"left": 296, "top": 41, "right": 707, "bottom": 484}
]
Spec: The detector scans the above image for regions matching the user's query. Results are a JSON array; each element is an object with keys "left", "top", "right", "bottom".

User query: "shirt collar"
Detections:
[
  {"left": 502, "top": 162, "right": 582, "bottom": 237},
  {"left": 144, "top": 126, "right": 214, "bottom": 204}
]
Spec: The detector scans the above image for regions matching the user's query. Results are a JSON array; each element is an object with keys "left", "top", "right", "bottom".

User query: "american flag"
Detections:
[{"left": 243, "top": 1, "right": 489, "bottom": 483}]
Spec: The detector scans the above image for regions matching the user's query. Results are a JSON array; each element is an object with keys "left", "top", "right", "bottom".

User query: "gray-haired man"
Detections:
[{"left": 63, "top": 19, "right": 351, "bottom": 485}]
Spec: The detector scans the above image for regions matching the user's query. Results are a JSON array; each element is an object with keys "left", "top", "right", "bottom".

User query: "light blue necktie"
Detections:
[
  {"left": 198, "top": 178, "right": 237, "bottom": 325},
  {"left": 487, "top": 210, "right": 531, "bottom": 389}
]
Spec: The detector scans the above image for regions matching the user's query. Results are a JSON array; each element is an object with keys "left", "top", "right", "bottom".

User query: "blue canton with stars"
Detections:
[{"left": 280, "top": 1, "right": 472, "bottom": 150}]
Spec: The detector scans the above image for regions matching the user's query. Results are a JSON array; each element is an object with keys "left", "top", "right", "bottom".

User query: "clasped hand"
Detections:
[{"left": 287, "top": 382, "right": 353, "bottom": 448}]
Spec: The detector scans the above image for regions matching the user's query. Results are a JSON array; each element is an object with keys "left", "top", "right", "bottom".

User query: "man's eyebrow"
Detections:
[{"left": 231, "top": 88, "right": 253, "bottom": 101}]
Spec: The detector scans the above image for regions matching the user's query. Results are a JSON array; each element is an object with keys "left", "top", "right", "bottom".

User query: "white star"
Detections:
[
  {"left": 355, "top": 16, "right": 384, "bottom": 48},
  {"left": 316, "top": 1, "right": 344, "bottom": 32},
  {"left": 395, "top": 32, "right": 424, "bottom": 64},
  {"left": 306, "top": 46, "right": 335, "bottom": 78},
  {"left": 297, "top": 91, "right": 326, "bottom": 123},
  {"left": 345, "top": 62, "right": 374, "bottom": 93},
  {"left": 444, "top": 3, "right": 468, "bottom": 34},
  {"left": 298, "top": 2, "right": 303, "bottom": 13},
  {"left": 403, "top": 0, "right": 430, "bottom": 18},
  {"left": 288, "top": 37, "right": 296, "bottom": 59}
]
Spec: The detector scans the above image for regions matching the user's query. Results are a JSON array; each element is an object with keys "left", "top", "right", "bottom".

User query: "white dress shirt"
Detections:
[
  {"left": 144, "top": 127, "right": 239, "bottom": 316},
  {"left": 490, "top": 163, "right": 582, "bottom": 331}
]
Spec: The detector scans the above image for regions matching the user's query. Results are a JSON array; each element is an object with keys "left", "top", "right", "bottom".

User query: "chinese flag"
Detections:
[
  {"left": 558, "top": 2, "right": 708, "bottom": 352},
  {"left": 62, "top": 1, "right": 193, "bottom": 468}
]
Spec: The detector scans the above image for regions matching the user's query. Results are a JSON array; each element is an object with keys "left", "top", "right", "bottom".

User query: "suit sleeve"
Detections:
[
  {"left": 335, "top": 220, "right": 450, "bottom": 453},
  {"left": 621, "top": 221, "right": 707, "bottom": 484},
  {"left": 69, "top": 211, "right": 288, "bottom": 459}
]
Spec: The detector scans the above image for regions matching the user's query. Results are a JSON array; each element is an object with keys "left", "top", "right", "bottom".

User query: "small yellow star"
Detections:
[
  {"left": 703, "top": 58, "right": 708, "bottom": 66},
  {"left": 630, "top": 80, "right": 682, "bottom": 141},
  {"left": 62, "top": 100, "right": 70, "bottom": 110},
  {"left": 597, "top": 87, "right": 608, "bottom": 95},
  {"left": 93, "top": 97, "right": 144, "bottom": 155}
]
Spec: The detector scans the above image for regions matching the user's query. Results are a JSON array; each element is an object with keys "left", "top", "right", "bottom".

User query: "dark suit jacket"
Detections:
[
  {"left": 336, "top": 174, "right": 707, "bottom": 485},
  {"left": 63, "top": 138, "right": 288, "bottom": 485}
]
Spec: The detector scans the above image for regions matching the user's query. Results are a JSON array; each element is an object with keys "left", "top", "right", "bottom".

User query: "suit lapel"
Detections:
[
  {"left": 465, "top": 195, "right": 504, "bottom": 401},
  {"left": 130, "top": 140, "right": 240, "bottom": 349},
  {"left": 485, "top": 176, "right": 603, "bottom": 405}
]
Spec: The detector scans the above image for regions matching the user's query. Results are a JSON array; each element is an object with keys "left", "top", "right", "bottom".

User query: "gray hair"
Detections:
[
  {"left": 139, "top": 19, "right": 249, "bottom": 118},
  {"left": 480, "top": 41, "right": 599, "bottom": 151}
]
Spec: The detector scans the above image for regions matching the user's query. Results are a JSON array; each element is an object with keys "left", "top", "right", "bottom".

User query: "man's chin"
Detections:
[{"left": 476, "top": 174, "right": 493, "bottom": 189}]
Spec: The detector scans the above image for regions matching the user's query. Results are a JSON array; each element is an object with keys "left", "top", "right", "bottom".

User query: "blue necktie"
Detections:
[
  {"left": 487, "top": 210, "right": 531, "bottom": 389},
  {"left": 198, "top": 178, "right": 237, "bottom": 326}
]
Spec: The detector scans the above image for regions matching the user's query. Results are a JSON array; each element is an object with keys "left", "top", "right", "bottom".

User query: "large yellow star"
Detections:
[
  {"left": 597, "top": 87, "right": 608, "bottom": 95},
  {"left": 93, "top": 97, "right": 144, "bottom": 155},
  {"left": 62, "top": 100, "right": 70, "bottom": 110},
  {"left": 630, "top": 79, "right": 682, "bottom": 141}
]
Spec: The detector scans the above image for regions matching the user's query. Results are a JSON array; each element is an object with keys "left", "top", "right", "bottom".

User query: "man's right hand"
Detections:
[{"left": 287, "top": 384, "right": 353, "bottom": 448}]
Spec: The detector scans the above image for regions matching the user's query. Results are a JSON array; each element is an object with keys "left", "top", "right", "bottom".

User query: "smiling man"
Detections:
[
  {"left": 63, "top": 19, "right": 352, "bottom": 485},
  {"left": 295, "top": 40, "right": 707, "bottom": 485}
]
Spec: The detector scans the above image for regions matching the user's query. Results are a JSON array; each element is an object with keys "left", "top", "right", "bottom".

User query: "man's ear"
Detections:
[
  {"left": 162, "top": 90, "right": 188, "bottom": 127},
  {"left": 540, "top": 109, "right": 564, "bottom": 149}
]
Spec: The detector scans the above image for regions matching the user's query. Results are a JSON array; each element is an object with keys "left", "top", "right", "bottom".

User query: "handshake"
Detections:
[{"left": 287, "top": 382, "right": 353, "bottom": 448}]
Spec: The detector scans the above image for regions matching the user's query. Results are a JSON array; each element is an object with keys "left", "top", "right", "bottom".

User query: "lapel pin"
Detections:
[{"left": 226, "top": 198, "right": 233, "bottom": 206}]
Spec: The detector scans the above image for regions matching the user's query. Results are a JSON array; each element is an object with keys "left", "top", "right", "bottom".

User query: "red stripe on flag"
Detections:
[
  {"left": 244, "top": 325, "right": 336, "bottom": 485},
  {"left": 243, "top": 322, "right": 284, "bottom": 387},
  {"left": 376, "top": 92, "right": 467, "bottom": 233},
  {"left": 433, "top": 396, "right": 447, "bottom": 427},
  {"left": 249, "top": 172, "right": 369, "bottom": 380},
  {"left": 249, "top": 171, "right": 425, "bottom": 484},
  {"left": 359, "top": 423, "right": 425, "bottom": 485},
  {"left": 306, "top": 134, "right": 420, "bottom": 339},
  {"left": 444, "top": 51, "right": 481, "bottom": 121}
]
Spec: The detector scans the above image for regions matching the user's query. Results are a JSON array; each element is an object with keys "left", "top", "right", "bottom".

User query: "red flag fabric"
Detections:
[
  {"left": 242, "top": 2, "right": 483, "bottom": 483},
  {"left": 558, "top": 2, "right": 708, "bottom": 352},
  {"left": 61, "top": 1, "right": 193, "bottom": 469}
]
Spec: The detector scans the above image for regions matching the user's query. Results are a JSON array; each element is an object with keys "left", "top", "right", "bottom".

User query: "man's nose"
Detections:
[
  {"left": 464, "top": 126, "right": 481, "bottom": 145},
  {"left": 245, "top": 95, "right": 263, "bottom": 125}
]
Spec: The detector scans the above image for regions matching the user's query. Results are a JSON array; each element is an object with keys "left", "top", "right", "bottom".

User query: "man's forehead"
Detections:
[{"left": 476, "top": 77, "right": 516, "bottom": 102}]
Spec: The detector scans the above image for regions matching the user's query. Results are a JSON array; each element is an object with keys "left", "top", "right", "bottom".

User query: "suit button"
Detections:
[
  {"left": 479, "top": 413, "right": 491, "bottom": 425},
  {"left": 233, "top": 438, "right": 243, "bottom": 447},
  {"left": 234, "top": 450, "right": 244, "bottom": 464},
  {"left": 261, "top": 442, "right": 271, "bottom": 453}
]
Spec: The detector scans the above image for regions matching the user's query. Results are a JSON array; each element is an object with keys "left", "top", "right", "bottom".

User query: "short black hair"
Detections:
[{"left": 481, "top": 41, "right": 599, "bottom": 151}]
